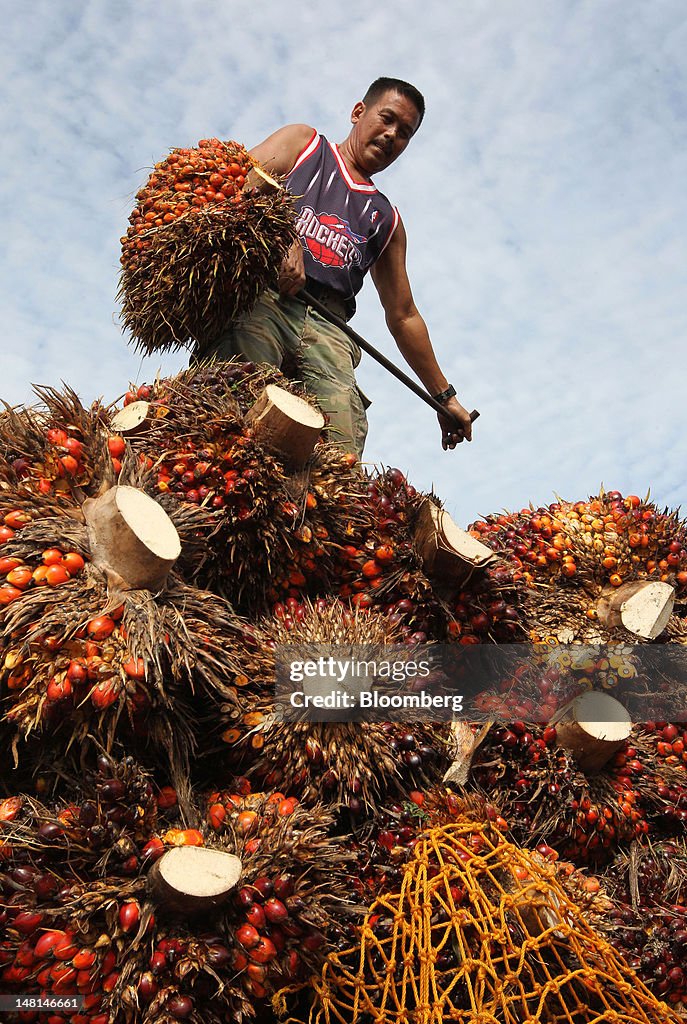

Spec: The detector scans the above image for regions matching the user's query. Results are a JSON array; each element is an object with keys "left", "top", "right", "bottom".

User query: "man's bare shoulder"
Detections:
[{"left": 249, "top": 124, "right": 317, "bottom": 176}]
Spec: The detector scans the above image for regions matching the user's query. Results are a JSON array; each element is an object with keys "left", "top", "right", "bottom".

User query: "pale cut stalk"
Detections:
[
  {"left": 147, "top": 847, "right": 242, "bottom": 915},
  {"left": 246, "top": 384, "right": 325, "bottom": 467},
  {"left": 83, "top": 485, "right": 181, "bottom": 592}
]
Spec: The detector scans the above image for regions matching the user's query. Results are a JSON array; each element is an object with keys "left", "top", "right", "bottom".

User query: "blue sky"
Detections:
[{"left": 1, "top": 1, "right": 685, "bottom": 525}]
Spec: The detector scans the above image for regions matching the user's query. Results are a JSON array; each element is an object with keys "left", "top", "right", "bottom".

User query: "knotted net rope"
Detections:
[{"left": 309, "top": 819, "right": 678, "bottom": 1024}]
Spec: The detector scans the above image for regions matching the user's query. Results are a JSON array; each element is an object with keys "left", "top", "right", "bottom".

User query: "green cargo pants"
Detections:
[{"left": 205, "top": 289, "right": 370, "bottom": 458}]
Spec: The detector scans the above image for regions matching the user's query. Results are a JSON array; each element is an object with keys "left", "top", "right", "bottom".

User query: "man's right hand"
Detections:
[
  {"left": 439, "top": 396, "right": 473, "bottom": 449},
  {"left": 278, "top": 239, "right": 306, "bottom": 296}
]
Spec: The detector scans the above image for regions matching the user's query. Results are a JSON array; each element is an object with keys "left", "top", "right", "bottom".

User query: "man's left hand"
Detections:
[
  {"left": 278, "top": 240, "right": 306, "bottom": 296},
  {"left": 439, "top": 396, "right": 473, "bottom": 449}
]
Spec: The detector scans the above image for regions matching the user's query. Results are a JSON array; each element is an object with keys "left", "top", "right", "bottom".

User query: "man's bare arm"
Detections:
[
  {"left": 248, "top": 124, "right": 315, "bottom": 177},
  {"left": 371, "top": 216, "right": 473, "bottom": 446}
]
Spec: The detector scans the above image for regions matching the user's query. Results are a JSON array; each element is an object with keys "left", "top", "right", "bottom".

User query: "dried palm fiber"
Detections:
[
  {"left": 468, "top": 721, "right": 687, "bottom": 866},
  {"left": 468, "top": 489, "right": 687, "bottom": 645},
  {"left": 306, "top": 810, "right": 680, "bottom": 1024},
  {"left": 111, "top": 362, "right": 376, "bottom": 614},
  {"left": 213, "top": 599, "right": 450, "bottom": 810},
  {"left": 0, "top": 385, "right": 251, "bottom": 791},
  {"left": 0, "top": 758, "right": 355, "bottom": 1024},
  {"left": 118, "top": 137, "right": 296, "bottom": 355}
]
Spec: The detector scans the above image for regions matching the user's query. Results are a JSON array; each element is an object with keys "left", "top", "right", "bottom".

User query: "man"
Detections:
[{"left": 209, "top": 77, "right": 473, "bottom": 457}]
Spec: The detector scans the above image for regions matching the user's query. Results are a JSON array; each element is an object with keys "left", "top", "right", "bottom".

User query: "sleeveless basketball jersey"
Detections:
[{"left": 286, "top": 132, "right": 399, "bottom": 317}]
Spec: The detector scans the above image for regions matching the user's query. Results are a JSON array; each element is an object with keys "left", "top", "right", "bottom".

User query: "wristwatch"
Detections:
[{"left": 433, "top": 384, "right": 456, "bottom": 405}]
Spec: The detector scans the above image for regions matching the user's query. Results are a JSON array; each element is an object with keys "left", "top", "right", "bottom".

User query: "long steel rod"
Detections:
[{"left": 300, "top": 288, "right": 479, "bottom": 431}]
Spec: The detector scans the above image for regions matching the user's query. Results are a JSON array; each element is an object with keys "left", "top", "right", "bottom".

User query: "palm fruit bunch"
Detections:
[
  {"left": 307, "top": 806, "right": 679, "bottom": 1024},
  {"left": 118, "top": 137, "right": 295, "bottom": 355},
  {"left": 593, "top": 840, "right": 687, "bottom": 1007},
  {"left": 634, "top": 721, "right": 687, "bottom": 829},
  {"left": 0, "top": 385, "right": 112, "bottom": 509},
  {"left": 324, "top": 468, "right": 526, "bottom": 645},
  {"left": 466, "top": 721, "right": 687, "bottom": 865},
  {"left": 0, "top": 754, "right": 355, "bottom": 1024},
  {"left": 330, "top": 468, "right": 425, "bottom": 615},
  {"left": 210, "top": 599, "right": 450, "bottom": 812},
  {"left": 203, "top": 779, "right": 354, "bottom": 1001},
  {"left": 0, "top": 382, "right": 253, "bottom": 781},
  {"left": 107, "top": 362, "right": 380, "bottom": 615},
  {"left": 469, "top": 489, "right": 687, "bottom": 642}
]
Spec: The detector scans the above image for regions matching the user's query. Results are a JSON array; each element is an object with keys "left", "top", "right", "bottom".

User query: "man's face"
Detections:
[{"left": 349, "top": 90, "right": 422, "bottom": 175}]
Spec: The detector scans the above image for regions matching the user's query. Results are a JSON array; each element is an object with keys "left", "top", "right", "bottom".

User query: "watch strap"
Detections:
[{"left": 433, "top": 384, "right": 456, "bottom": 405}]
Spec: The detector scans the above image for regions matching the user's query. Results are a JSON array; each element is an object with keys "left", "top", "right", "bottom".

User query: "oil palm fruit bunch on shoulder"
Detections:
[{"left": 118, "top": 137, "right": 296, "bottom": 355}]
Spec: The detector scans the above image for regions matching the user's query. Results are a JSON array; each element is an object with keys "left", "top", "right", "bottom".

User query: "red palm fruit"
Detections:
[
  {"left": 236, "top": 810, "right": 259, "bottom": 835},
  {"left": 87, "top": 615, "right": 115, "bottom": 640},
  {"left": 247, "top": 962, "right": 267, "bottom": 983},
  {"left": 108, "top": 436, "right": 126, "bottom": 458},
  {"left": 47, "top": 676, "right": 72, "bottom": 702},
  {"left": 208, "top": 803, "right": 226, "bottom": 830},
  {"left": 15, "top": 942, "right": 36, "bottom": 968},
  {"left": 122, "top": 656, "right": 146, "bottom": 680},
  {"left": 72, "top": 949, "right": 96, "bottom": 970},
  {"left": 4, "top": 510, "right": 31, "bottom": 529},
  {"left": 66, "top": 660, "right": 88, "bottom": 684},
  {"left": 141, "top": 838, "right": 165, "bottom": 863},
  {"left": 245, "top": 904, "right": 266, "bottom": 930},
  {"left": 167, "top": 996, "right": 194, "bottom": 1019},
  {"left": 50, "top": 962, "right": 77, "bottom": 986},
  {"left": 249, "top": 936, "right": 277, "bottom": 964},
  {"left": 231, "top": 950, "right": 248, "bottom": 971},
  {"left": 273, "top": 874, "right": 295, "bottom": 900},
  {"left": 149, "top": 951, "right": 166, "bottom": 974},
  {"left": 252, "top": 876, "right": 273, "bottom": 900},
  {"left": 137, "top": 972, "right": 158, "bottom": 1001},
  {"left": 12, "top": 911, "right": 44, "bottom": 934},
  {"left": 101, "top": 950, "right": 116, "bottom": 974},
  {"left": 118, "top": 901, "right": 141, "bottom": 933},
  {"left": 91, "top": 678, "right": 120, "bottom": 709},
  {"left": 263, "top": 898, "right": 288, "bottom": 924},
  {"left": 236, "top": 924, "right": 260, "bottom": 949},
  {"left": 6, "top": 566, "right": 32, "bottom": 589}
]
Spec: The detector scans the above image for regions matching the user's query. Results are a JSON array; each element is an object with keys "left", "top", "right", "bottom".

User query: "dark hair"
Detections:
[{"left": 363, "top": 77, "right": 425, "bottom": 126}]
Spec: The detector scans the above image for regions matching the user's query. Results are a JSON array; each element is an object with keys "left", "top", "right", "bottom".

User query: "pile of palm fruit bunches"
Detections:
[
  {"left": 2, "top": 139, "right": 687, "bottom": 1023},
  {"left": 1, "top": 361, "right": 687, "bottom": 1024}
]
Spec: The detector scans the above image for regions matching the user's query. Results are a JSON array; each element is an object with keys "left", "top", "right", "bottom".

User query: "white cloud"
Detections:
[{"left": 1, "top": 0, "right": 685, "bottom": 524}]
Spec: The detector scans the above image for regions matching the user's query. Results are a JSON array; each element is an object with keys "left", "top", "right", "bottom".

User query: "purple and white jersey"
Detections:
[{"left": 286, "top": 132, "right": 399, "bottom": 315}]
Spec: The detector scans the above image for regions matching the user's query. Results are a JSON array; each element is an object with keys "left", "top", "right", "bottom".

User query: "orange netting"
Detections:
[{"left": 309, "top": 820, "right": 678, "bottom": 1024}]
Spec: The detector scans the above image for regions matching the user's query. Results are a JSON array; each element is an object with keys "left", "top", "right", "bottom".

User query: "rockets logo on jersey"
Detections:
[{"left": 295, "top": 206, "right": 365, "bottom": 269}]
